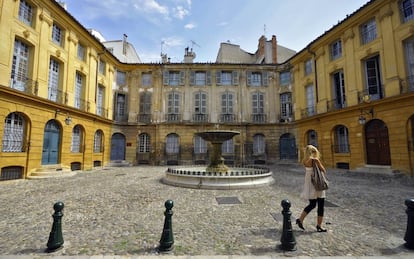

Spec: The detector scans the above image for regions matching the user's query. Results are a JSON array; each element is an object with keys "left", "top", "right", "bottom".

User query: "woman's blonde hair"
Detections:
[{"left": 302, "top": 144, "right": 321, "bottom": 163}]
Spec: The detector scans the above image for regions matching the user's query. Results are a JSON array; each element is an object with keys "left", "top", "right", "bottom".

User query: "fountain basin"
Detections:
[{"left": 163, "top": 166, "right": 275, "bottom": 189}]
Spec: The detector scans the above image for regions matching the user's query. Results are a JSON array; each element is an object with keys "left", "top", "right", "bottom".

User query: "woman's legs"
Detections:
[
  {"left": 316, "top": 198, "right": 327, "bottom": 232},
  {"left": 297, "top": 199, "right": 317, "bottom": 229}
]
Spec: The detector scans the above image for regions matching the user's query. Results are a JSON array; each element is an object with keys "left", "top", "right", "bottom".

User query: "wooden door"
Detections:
[{"left": 365, "top": 119, "right": 391, "bottom": 165}]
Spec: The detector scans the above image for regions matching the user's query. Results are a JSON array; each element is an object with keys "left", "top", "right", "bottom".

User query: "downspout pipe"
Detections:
[{"left": 307, "top": 47, "right": 318, "bottom": 102}]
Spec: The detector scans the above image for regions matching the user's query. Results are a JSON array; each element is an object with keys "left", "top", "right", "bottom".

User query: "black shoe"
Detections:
[
  {"left": 296, "top": 219, "right": 305, "bottom": 230},
  {"left": 316, "top": 225, "right": 327, "bottom": 232}
]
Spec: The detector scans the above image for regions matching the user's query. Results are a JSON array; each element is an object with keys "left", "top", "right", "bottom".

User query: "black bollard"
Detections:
[
  {"left": 46, "top": 201, "right": 64, "bottom": 253},
  {"left": 280, "top": 199, "right": 296, "bottom": 251},
  {"left": 404, "top": 198, "right": 414, "bottom": 249},
  {"left": 158, "top": 200, "right": 174, "bottom": 253}
]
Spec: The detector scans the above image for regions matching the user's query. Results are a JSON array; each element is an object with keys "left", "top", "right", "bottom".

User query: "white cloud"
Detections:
[
  {"left": 173, "top": 6, "right": 190, "bottom": 19},
  {"left": 161, "top": 36, "right": 184, "bottom": 47},
  {"left": 184, "top": 23, "right": 196, "bottom": 29},
  {"left": 134, "top": 0, "right": 169, "bottom": 16},
  {"left": 217, "top": 21, "right": 228, "bottom": 27}
]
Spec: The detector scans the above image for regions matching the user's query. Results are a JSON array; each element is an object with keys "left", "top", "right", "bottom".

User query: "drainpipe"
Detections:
[{"left": 307, "top": 47, "right": 318, "bottom": 102}]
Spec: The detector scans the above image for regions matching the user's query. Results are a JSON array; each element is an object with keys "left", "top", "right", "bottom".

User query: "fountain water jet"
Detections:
[{"left": 162, "top": 130, "right": 274, "bottom": 189}]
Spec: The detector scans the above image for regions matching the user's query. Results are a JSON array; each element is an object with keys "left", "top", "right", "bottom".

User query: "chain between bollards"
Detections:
[
  {"left": 280, "top": 199, "right": 296, "bottom": 251},
  {"left": 158, "top": 199, "right": 174, "bottom": 253},
  {"left": 46, "top": 201, "right": 64, "bottom": 253}
]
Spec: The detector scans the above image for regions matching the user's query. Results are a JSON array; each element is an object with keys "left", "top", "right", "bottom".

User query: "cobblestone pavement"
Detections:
[{"left": 1, "top": 163, "right": 414, "bottom": 257}]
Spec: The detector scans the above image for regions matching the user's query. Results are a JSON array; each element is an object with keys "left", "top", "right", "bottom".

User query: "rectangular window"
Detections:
[
  {"left": 18, "top": 0, "right": 33, "bottom": 26},
  {"left": 221, "top": 71, "right": 232, "bottom": 85},
  {"left": 222, "top": 139, "right": 234, "bottom": 154},
  {"left": 48, "top": 59, "right": 60, "bottom": 102},
  {"left": 139, "top": 92, "right": 152, "bottom": 114},
  {"left": 332, "top": 70, "right": 346, "bottom": 109},
  {"left": 2, "top": 113, "right": 25, "bottom": 152},
  {"left": 194, "top": 136, "right": 207, "bottom": 154},
  {"left": 11, "top": 39, "right": 30, "bottom": 91},
  {"left": 169, "top": 71, "right": 181, "bottom": 86},
  {"left": 280, "top": 71, "right": 291, "bottom": 86},
  {"left": 364, "top": 55, "right": 382, "bottom": 100},
  {"left": 195, "top": 71, "right": 206, "bottom": 85},
  {"left": 252, "top": 92, "right": 264, "bottom": 114},
  {"left": 77, "top": 43, "right": 85, "bottom": 61},
  {"left": 330, "top": 39, "right": 342, "bottom": 60},
  {"left": 280, "top": 93, "right": 292, "bottom": 118},
  {"left": 221, "top": 92, "right": 233, "bottom": 114},
  {"left": 168, "top": 92, "right": 180, "bottom": 114},
  {"left": 93, "top": 131, "right": 102, "bottom": 153},
  {"left": 115, "top": 93, "right": 126, "bottom": 118},
  {"left": 139, "top": 134, "right": 150, "bottom": 153},
  {"left": 401, "top": 0, "right": 414, "bottom": 23},
  {"left": 163, "top": 70, "right": 185, "bottom": 86},
  {"left": 71, "top": 126, "right": 81, "bottom": 153},
  {"left": 305, "top": 59, "right": 312, "bottom": 75},
  {"left": 405, "top": 38, "right": 414, "bottom": 91},
  {"left": 142, "top": 72, "right": 152, "bottom": 86},
  {"left": 99, "top": 60, "right": 106, "bottom": 75},
  {"left": 306, "top": 84, "right": 315, "bottom": 116},
  {"left": 97, "top": 85, "right": 104, "bottom": 116},
  {"left": 52, "top": 23, "right": 63, "bottom": 46},
  {"left": 74, "top": 72, "right": 84, "bottom": 109},
  {"left": 361, "top": 19, "right": 377, "bottom": 44},
  {"left": 116, "top": 70, "right": 126, "bottom": 86},
  {"left": 216, "top": 70, "right": 238, "bottom": 86}
]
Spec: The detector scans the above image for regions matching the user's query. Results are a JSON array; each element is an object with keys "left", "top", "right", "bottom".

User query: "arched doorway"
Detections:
[
  {"left": 42, "top": 120, "right": 61, "bottom": 165},
  {"left": 365, "top": 119, "right": 391, "bottom": 165},
  {"left": 280, "top": 133, "right": 297, "bottom": 160},
  {"left": 110, "top": 133, "right": 126, "bottom": 160}
]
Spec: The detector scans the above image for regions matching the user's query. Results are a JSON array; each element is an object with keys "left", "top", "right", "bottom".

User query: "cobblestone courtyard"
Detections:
[{"left": 0, "top": 164, "right": 413, "bottom": 257}]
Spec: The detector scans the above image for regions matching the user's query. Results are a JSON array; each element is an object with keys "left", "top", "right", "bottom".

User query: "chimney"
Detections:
[
  {"left": 122, "top": 34, "right": 127, "bottom": 55},
  {"left": 272, "top": 35, "right": 277, "bottom": 63},
  {"left": 184, "top": 47, "right": 196, "bottom": 63}
]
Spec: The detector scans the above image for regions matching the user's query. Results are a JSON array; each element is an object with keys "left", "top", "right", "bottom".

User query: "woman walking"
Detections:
[{"left": 296, "top": 144, "right": 328, "bottom": 232}]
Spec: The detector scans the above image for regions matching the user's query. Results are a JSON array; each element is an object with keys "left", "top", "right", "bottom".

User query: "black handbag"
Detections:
[{"left": 311, "top": 160, "right": 329, "bottom": 191}]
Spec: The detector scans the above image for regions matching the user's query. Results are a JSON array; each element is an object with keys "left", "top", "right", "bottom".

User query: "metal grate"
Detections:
[
  {"left": 1, "top": 166, "right": 23, "bottom": 181},
  {"left": 216, "top": 196, "right": 242, "bottom": 205}
]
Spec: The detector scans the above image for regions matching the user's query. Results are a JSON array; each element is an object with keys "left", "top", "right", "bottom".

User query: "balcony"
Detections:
[
  {"left": 192, "top": 113, "right": 208, "bottom": 123},
  {"left": 74, "top": 98, "right": 90, "bottom": 111},
  {"left": 301, "top": 106, "right": 316, "bottom": 118},
  {"left": 114, "top": 113, "right": 128, "bottom": 122},
  {"left": 327, "top": 99, "right": 346, "bottom": 112},
  {"left": 10, "top": 75, "right": 38, "bottom": 96},
  {"left": 358, "top": 85, "right": 384, "bottom": 104},
  {"left": 48, "top": 87, "right": 67, "bottom": 105},
  {"left": 166, "top": 113, "right": 181, "bottom": 122},
  {"left": 251, "top": 114, "right": 267, "bottom": 123},
  {"left": 137, "top": 114, "right": 151, "bottom": 123},
  {"left": 400, "top": 76, "right": 414, "bottom": 94},
  {"left": 96, "top": 106, "right": 108, "bottom": 118},
  {"left": 220, "top": 114, "right": 235, "bottom": 123}
]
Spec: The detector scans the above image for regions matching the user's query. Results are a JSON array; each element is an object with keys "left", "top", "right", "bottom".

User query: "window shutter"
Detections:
[
  {"left": 216, "top": 71, "right": 221, "bottom": 85},
  {"left": 190, "top": 71, "right": 195, "bottom": 86},
  {"left": 232, "top": 71, "right": 239, "bottom": 85},
  {"left": 163, "top": 70, "right": 169, "bottom": 85},
  {"left": 206, "top": 71, "right": 211, "bottom": 85},
  {"left": 262, "top": 71, "right": 268, "bottom": 86},
  {"left": 246, "top": 71, "right": 252, "bottom": 86},
  {"left": 179, "top": 70, "right": 185, "bottom": 85}
]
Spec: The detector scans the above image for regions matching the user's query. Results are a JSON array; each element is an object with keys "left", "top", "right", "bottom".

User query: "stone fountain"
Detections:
[{"left": 162, "top": 130, "right": 274, "bottom": 189}]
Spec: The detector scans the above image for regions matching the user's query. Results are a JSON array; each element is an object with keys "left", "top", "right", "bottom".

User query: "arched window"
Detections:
[
  {"left": 139, "top": 133, "right": 151, "bottom": 153},
  {"left": 71, "top": 125, "right": 82, "bottom": 152},
  {"left": 253, "top": 134, "right": 265, "bottom": 155},
  {"left": 194, "top": 135, "right": 207, "bottom": 154},
  {"left": 94, "top": 130, "right": 103, "bottom": 153},
  {"left": 2, "top": 112, "right": 25, "bottom": 152},
  {"left": 166, "top": 133, "right": 179, "bottom": 154},
  {"left": 306, "top": 130, "right": 318, "bottom": 147},
  {"left": 334, "top": 125, "right": 350, "bottom": 153}
]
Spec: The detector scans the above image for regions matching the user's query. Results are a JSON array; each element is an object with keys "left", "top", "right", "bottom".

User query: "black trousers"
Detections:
[{"left": 304, "top": 197, "right": 325, "bottom": 217}]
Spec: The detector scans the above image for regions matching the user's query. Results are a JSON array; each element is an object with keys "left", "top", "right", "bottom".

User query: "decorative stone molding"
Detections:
[
  {"left": 365, "top": 47, "right": 372, "bottom": 56},
  {"left": 315, "top": 49, "right": 325, "bottom": 58},
  {"left": 39, "top": 11, "right": 53, "bottom": 26},
  {"left": 409, "top": 25, "right": 414, "bottom": 34},
  {"left": 23, "top": 30, "right": 30, "bottom": 38},
  {"left": 56, "top": 50, "right": 61, "bottom": 57},
  {"left": 67, "top": 31, "right": 78, "bottom": 45},
  {"left": 89, "top": 52, "right": 97, "bottom": 61},
  {"left": 379, "top": 5, "right": 393, "bottom": 21},
  {"left": 343, "top": 29, "right": 355, "bottom": 43}
]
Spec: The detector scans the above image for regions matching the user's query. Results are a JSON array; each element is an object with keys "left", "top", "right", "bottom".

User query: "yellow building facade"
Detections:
[
  {"left": 291, "top": 0, "right": 414, "bottom": 174},
  {"left": 1, "top": 0, "right": 414, "bottom": 180},
  {"left": 0, "top": 0, "right": 116, "bottom": 179}
]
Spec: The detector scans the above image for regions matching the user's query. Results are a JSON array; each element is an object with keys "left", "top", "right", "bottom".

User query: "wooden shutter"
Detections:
[
  {"left": 163, "top": 70, "right": 169, "bottom": 85},
  {"left": 216, "top": 71, "right": 221, "bottom": 85},
  {"left": 232, "top": 71, "right": 239, "bottom": 85},
  {"left": 206, "top": 71, "right": 211, "bottom": 85},
  {"left": 179, "top": 70, "right": 185, "bottom": 85},
  {"left": 246, "top": 71, "right": 252, "bottom": 86},
  {"left": 262, "top": 71, "right": 268, "bottom": 86},
  {"left": 190, "top": 71, "right": 195, "bottom": 85}
]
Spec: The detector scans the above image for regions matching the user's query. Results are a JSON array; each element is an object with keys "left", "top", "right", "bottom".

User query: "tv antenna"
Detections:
[{"left": 189, "top": 40, "right": 201, "bottom": 49}]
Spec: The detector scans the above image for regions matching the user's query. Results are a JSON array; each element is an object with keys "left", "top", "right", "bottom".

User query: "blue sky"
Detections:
[{"left": 66, "top": 0, "right": 369, "bottom": 63}]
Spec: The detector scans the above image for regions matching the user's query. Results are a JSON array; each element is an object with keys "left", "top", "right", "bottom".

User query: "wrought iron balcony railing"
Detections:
[
  {"left": 251, "top": 114, "right": 267, "bottom": 123},
  {"left": 220, "top": 114, "right": 235, "bottom": 123},
  {"left": 192, "top": 113, "right": 208, "bottom": 122}
]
